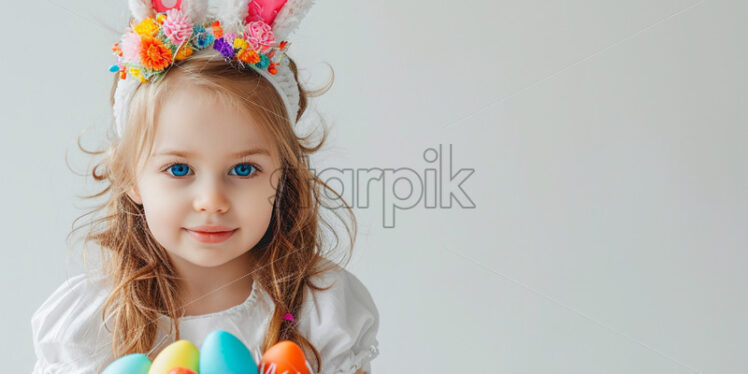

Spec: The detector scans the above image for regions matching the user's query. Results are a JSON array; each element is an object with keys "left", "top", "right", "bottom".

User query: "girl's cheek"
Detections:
[
  {"left": 144, "top": 182, "right": 188, "bottom": 207},
  {"left": 157, "top": 178, "right": 193, "bottom": 193}
]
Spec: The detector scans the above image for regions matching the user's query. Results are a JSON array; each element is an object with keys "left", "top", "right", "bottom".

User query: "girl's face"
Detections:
[{"left": 127, "top": 85, "right": 282, "bottom": 269}]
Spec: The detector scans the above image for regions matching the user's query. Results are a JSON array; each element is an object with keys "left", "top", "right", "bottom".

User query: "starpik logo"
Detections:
[{"left": 305, "top": 144, "right": 476, "bottom": 228}]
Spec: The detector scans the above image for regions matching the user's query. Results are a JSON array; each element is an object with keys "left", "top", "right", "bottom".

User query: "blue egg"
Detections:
[
  {"left": 101, "top": 353, "right": 151, "bottom": 374},
  {"left": 199, "top": 330, "right": 258, "bottom": 374}
]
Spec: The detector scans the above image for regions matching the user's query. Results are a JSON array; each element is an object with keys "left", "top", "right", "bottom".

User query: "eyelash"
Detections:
[{"left": 161, "top": 161, "right": 262, "bottom": 179}]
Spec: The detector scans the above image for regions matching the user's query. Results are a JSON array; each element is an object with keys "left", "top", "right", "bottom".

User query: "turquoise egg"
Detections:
[
  {"left": 199, "top": 330, "right": 258, "bottom": 374},
  {"left": 101, "top": 353, "right": 152, "bottom": 374}
]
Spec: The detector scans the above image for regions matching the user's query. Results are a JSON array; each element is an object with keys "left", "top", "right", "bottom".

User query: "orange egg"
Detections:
[
  {"left": 259, "top": 341, "right": 309, "bottom": 374},
  {"left": 166, "top": 368, "right": 196, "bottom": 374}
]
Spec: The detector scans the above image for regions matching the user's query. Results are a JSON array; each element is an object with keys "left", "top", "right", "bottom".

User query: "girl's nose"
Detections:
[{"left": 193, "top": 180, "right": 231, "bottom": 214}]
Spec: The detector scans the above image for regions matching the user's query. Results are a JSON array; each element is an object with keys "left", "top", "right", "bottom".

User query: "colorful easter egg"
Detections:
[
  {"left": 148, "top": 340, "right": 199, "bottom": 374},
  {"left": 166, "top": 368, "right": 196, "bottom": 374},
  {"left": 199, "top": 329, "right": 258, "bottom": 374},
  {"left": 101, "top": 353, "right": 152, "bottom": 374},
  {"left": 260, "top": 341, "right": 309, "bottom": 374}
]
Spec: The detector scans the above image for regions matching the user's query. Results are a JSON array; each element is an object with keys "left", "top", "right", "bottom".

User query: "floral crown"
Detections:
[{"left": 111, "top": 0, "right": 314, "bottom": 138}]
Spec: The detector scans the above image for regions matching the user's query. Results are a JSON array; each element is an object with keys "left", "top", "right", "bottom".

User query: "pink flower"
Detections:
[
  {"left": 162, "top": 9, "right": 192, "bottom": 45},
  {"left": 121, "top": 31, "right": 142, "bottom": 63},
  {"left": 243, "top": 21, "right": 275, "bottom": 52}
]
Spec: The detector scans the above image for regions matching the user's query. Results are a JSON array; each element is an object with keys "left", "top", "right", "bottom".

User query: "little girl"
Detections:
[{"left": 30, "top": 1, "right": 379, "bottom": 373}]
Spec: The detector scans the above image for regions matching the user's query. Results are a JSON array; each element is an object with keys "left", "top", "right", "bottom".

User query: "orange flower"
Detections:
[
  {"left": 112, "top": 43, "right": 123, "bottom": 57},
  {"left": 175, "top": 45, "right": 193, "bottom": 61},
  {"left": 212, "top": 20, "right": 223, "bottom": 39},
  {"left": 140, "top": 36, "right": 173, "bottom": 70},
  {"left": 237, "top": 48, "right": 260, "bottom": 64}
]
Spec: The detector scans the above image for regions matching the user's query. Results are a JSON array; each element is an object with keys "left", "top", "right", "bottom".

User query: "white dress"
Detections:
[{"left": 30, "top": 264, "right": 380, "bottom": 374}]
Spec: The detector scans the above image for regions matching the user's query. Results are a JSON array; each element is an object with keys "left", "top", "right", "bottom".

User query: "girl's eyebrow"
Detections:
[{"left": 152, "top": 148, "right": 271, "bottom": 158}]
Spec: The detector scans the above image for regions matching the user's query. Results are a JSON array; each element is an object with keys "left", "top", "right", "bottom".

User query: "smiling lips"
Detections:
[{"left": 185, "top": 225, "right": 237, "bottom": 244}]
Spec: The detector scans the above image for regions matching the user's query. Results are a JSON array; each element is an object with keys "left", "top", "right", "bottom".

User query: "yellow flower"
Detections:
[
  {"left": 234, "top": 38, "right": 248, "bottom": 50},
  {"left": 129, "top": 67, "right": 146, "bottom": 83},
  {"left": 156, "top": 13, "right": 166, "bottom": 24},
  {"left": 175, "top": 45, "right": 194, "bottom": 61},
  {"left": 134, "top": 17, "right": 159, "bottom": 37}
]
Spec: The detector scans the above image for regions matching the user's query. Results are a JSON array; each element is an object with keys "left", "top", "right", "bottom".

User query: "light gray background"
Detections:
[{"left": 2, "top": 0, "right": 746, "bottom": 372}]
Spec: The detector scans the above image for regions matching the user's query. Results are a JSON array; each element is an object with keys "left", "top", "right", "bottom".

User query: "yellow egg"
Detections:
[{"left": 148, "top": 340, "right": 200, "bottom": 374}]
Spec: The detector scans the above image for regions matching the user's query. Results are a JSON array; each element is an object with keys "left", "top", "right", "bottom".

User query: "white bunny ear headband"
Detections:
[{"left": 110, "top": 0, "right": 314, "bottom": 138}]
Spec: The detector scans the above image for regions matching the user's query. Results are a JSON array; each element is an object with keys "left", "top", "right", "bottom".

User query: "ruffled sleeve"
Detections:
[
  {"left": 31, "top": 273, "right": 114, "bottom": 373},
  {"left": 297, "top": 264, "right": 381, "bottom": 374}
]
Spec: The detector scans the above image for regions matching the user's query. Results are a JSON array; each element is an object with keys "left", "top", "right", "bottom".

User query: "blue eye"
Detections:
[
  {"left": 230, "top": 163, "right": 257, "bottom": 177},
  {"left": 168, "top": 163, "right": 191, "bottom": 177}
]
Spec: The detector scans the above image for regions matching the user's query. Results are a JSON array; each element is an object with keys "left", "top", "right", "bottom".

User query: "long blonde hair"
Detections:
[{"left": 69, "top": 49, "right": 356, "bottom": 372}]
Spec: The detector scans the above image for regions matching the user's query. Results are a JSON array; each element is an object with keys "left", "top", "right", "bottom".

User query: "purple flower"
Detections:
[{"left": 213, "top": 37, "right": 234, "bottom": 59}]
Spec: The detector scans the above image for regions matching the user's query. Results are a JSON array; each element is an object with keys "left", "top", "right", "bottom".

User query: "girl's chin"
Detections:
[
  {"left": 165, "top": 250, "right": 235, "bottom": 269},
  {"left": 187, "top": 258, "right": 234, "bottom": 269}
]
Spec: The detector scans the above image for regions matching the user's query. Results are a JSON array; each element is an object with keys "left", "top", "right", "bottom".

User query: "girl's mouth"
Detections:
[{"left": 184, "top": 228, "right": 238, "bottom": 244}]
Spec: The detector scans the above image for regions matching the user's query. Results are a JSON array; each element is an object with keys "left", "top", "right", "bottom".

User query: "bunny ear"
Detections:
[
  {"left": 151, "top": 0, "right": 181, "bottom": 12},
  {"left": 127, "top": 0, "right": 155, "bottom": 22},
  {"left": 242, "top": 0, "right": 314, "bottom": 41},
  {"left": 243, "top": 0, "right": 287, "bottom": 25},
  {"left": 131, "top": 0, "right": 209, "bottom": 24},
  {"left": 268, "top": 0, "right": 315, "bottom": 41},
  {"left": 181, "top": 0, "right": 210, "bottom": 24},
  {"left": 214, "top": 0, "right": 252, "bottom": 31}
]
